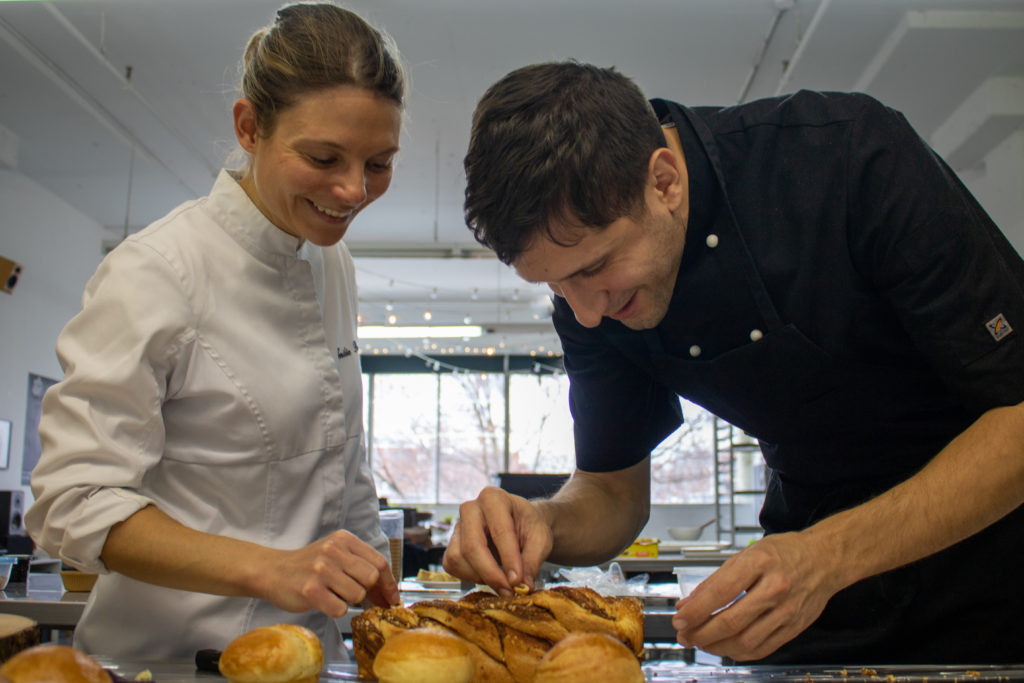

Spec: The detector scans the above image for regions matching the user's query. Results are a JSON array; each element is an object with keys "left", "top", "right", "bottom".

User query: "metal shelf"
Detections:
[{"left": 713, "top": 417, "right": 766, "bottom": 548}]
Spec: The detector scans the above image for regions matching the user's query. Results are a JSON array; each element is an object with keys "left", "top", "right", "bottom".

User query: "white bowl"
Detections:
[{"left": 668, "top": 526, "right": 703, "bottom": 541}]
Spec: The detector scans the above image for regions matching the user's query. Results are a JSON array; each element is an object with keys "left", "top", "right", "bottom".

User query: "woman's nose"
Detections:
[{"left": 331, "top": 167, "right": 368, "bottom": 206}]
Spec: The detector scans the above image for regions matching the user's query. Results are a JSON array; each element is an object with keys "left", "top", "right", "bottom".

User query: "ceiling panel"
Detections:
[{"left": 1, "top": 0, "right": 1022, "bottom": 357}]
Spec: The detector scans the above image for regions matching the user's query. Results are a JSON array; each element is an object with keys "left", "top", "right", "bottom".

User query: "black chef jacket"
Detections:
[{"left": 553, "top": 91, "right": 1024, "bottom": 664}]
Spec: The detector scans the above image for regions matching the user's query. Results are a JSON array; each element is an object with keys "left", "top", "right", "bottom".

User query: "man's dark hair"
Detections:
[{"left": 463, "top": 62, "right": 666, "bottom": 265}]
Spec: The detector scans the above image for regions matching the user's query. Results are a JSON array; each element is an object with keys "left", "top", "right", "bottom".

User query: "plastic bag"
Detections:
[{"left": 550, "top": 562, "right": 649, "bottom": 596}]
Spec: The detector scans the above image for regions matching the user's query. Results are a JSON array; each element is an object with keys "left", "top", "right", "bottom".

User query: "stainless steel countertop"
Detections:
[
  {"left": 0, "top": 582, "right": 87, "bottom": 629},
  {"left": 93, "top": 659, "right": 1024, "bottom": 683}
]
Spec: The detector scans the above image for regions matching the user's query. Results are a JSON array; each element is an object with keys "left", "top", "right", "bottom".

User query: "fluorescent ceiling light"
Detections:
[{"left": 359, "top": 325, "right": 483, "bottom": 339}]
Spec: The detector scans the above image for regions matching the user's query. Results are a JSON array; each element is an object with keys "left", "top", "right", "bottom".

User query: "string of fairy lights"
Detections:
[
  {"left": 354, "top": 264, "right": 562, "bottom": 360},
  {"left": 400, "top": 349, "right": 564, "bottom": 375}
]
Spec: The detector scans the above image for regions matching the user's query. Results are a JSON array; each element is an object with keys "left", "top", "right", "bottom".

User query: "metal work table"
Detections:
[
  {"left": 0, "top": 582, "right": 87, "bottom": 631},
  {"left": 4, "top": 584, "right": 1022, "bottom": 681},
  {"left": 89, "top": 658, "right": 1024, "bottom": 682}
]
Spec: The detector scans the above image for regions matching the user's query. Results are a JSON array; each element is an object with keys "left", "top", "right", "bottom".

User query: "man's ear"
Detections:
[
  {"left": 233, "top": 98, "right": 259, "bottom": 153},
  {"left": 649, "top": 147, "right": 686, "bottom": 213}
]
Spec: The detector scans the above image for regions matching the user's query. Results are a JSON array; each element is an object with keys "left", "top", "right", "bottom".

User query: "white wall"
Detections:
[
  {"left": 961, "top": 129, "right": 1024, "bottom": 255},
  {"left": 0, "top": 169, "right": 104, "bottom": 497}
]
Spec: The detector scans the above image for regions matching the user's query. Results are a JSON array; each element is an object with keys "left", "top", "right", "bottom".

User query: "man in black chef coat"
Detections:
[{"left": 442, "top": 61, "right": 1024, "bottom": 664}]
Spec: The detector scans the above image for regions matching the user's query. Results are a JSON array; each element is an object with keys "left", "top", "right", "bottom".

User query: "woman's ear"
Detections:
[
  {"left": 233, "top": 98, "right": 259, "bottom": 153},
  {"left": 649, "top": 147, "right": 686, "bottom": 213}
]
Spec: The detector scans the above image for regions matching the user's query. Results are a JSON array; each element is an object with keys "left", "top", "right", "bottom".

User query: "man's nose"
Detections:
[{"left": 554, "top": 280, "right": 605, "bottom": 328}]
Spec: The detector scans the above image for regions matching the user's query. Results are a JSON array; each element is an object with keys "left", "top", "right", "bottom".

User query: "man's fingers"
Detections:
[
  {"left": 479, "top": 499, "right": 528, "bottom": 589},
  {"left": 449, "top": 500, "right": 514, "bottom": 592},
  {"left": 685, "top": 599, "right": 795, "bottom": 661},
  {"left": 675, "top": 572, "right": 749, "bottom": 629},
  {"left": 518, "top": 518, "right": 552, "bottom": 588}
]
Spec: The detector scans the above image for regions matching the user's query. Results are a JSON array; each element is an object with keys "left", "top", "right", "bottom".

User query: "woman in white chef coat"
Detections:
[{"left": 26, "top": 3, "right": 404, "bottom": 661}]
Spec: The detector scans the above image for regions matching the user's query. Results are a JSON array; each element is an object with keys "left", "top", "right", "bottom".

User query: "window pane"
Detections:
[
  {"left": 650, "top": 399, "right": 715, "bottom": 503},
  {"left": 508, "top": 373, "right": 574, "bottom": 473},
  {"left": 437, "top": 373, "right": 506, "bottom": 503},
  {"left": 369, "top": 374, "right": 438, "bottom": 504},
  {"left": 363, "top": 369, "right": 715, "bottom": 506}
]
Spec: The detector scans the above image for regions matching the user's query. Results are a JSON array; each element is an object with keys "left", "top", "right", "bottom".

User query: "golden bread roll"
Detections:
[
  {"left": 218, "top": 624, "right": 323, "bottom": 683},
  {"left": 372, "top": 628, "right": 474, "bottom": 683},
  {"left": 534, "top": 632, "right": 644, "bottom": 683},
  {"left": 0, "top": 644, "right": 111, "bottom": 683}
]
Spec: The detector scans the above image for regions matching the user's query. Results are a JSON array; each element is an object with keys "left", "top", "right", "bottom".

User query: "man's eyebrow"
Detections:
[
  {"left": 559, "top": 256, "right": 604, "bottom": 281},
  {"left": 522, "top": 258, "right": 600, "bottom": 285}
]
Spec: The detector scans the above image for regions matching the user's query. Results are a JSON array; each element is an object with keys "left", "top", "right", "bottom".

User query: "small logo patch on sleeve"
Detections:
[{"left": 986, "top": 313, "right": 1013, "bottom": 341}]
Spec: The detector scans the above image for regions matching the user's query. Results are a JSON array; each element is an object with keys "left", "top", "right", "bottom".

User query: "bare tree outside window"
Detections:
[
  {"left": 370, "top": 374, "right": 438, "bottom": 502},
  {"left": 438, "top": 373, "right": 505, "bottom": 502},
  {"left": 364, "top": 369, "right": 715, "bottom": 505},
  {"left": 509, "top": 373, "right": 574, "bottom": 473}
]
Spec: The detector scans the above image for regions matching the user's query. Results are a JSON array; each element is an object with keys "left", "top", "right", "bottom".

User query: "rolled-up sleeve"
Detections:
[{"left": 27, "top": 239, "right": 194, "bottom": 573}]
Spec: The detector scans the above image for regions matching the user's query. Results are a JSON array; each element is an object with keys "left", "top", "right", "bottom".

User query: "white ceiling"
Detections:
[{"left": 2, "top": 0, "right": 1023, "bottom": 358}]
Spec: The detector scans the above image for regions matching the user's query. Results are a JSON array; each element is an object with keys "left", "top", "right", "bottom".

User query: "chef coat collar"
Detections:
[
  {"left": 211, "top": 169, "right": 306, "bottom": 260},
  {"left": 648, "top": 99, "right": 721, "bottom": 284}
]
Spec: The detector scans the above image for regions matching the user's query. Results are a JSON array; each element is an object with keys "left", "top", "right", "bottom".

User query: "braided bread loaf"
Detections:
[{"left": 352, "top": 586, "right": 644, "bottom": 683}]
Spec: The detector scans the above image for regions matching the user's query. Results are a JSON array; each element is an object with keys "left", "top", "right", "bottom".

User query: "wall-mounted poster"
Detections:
[
  {"left": 22, "top": 373, "right": 57, "bottom": 485},
  {"left": 0, "top": 419, "right": 10, "bottom": 469}
]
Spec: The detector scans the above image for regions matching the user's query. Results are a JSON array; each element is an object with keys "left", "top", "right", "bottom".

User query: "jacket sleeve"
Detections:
[
  {"left": 845, "top": 94, "right": 1024, "bottom": 413},
  {"left": 26, "top": 238, "right": 194, "bottom": 573}
]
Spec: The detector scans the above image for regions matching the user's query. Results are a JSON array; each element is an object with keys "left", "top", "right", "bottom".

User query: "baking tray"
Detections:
[
  {"left": 640, "top": 664, "right": 1024, "bottom": 683},
  {"left": 322, "top": 662, "right": 1024, "bottom": 682}
]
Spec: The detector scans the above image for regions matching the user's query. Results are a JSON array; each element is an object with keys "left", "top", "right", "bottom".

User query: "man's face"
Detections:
[{"left": 513, "top": 184, "right": 687, "bottom": 330}]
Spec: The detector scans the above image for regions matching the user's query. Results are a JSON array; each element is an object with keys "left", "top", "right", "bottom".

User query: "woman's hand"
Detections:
[
  {"left": 258, "top": 529, "right": 401, "bottom": 618},
  {"left": 442, "top": 486, "right": 553, "bottom": 596}
]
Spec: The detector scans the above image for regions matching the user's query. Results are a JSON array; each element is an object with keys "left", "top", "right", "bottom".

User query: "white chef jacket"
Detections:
[{"left": 26, "top": 170, "right": 387, "bottom": 660}]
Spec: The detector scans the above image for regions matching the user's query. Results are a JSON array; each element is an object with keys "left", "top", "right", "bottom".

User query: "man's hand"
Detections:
[
  {"left": 442, "top": 486, "right": 553, "bottom": 596},
  {"left": 673, "top": 531, "right": 844, "bottom": 661},
  {"left": 259, "top": 529, "right": 401, "bottom": 618}
]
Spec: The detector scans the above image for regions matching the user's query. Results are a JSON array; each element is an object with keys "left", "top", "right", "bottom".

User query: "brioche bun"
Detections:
[
  {"left": 372, "top": 628, "right": 474, "bottom": 683},
  {"left": 534, "top": 632, "right": 644, "bottom": 683},
  {"left": 0, "top": 644, "right": 111, "bottom": 683},
  {"left": 218, "top": 624, "right": 323, "bottom": 683}
]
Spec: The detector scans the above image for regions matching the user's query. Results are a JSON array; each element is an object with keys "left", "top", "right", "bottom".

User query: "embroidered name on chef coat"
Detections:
[
  {"left": 337, "top": 339, "right": 360, "bottom": 358},
  {"left": 986, "top": 313, "right": 1013, "bottom": 341}
]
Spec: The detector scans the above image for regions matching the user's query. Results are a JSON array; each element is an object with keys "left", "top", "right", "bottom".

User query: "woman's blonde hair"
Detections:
[{"left": 240, "top": 3, "right": 406, "bottom": 136}]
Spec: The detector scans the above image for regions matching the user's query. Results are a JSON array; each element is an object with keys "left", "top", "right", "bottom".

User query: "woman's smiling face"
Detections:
[{"left": 234, "top": 84, "right": 402, "bottom": 247}]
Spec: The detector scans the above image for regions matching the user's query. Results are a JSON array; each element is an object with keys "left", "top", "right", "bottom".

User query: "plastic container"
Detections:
[
  {"left": 0, "top": 556, "right": 17, "bottom": 590},
  {"left": 672, "top": 566, "right": 715, "bottom": 598}
]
